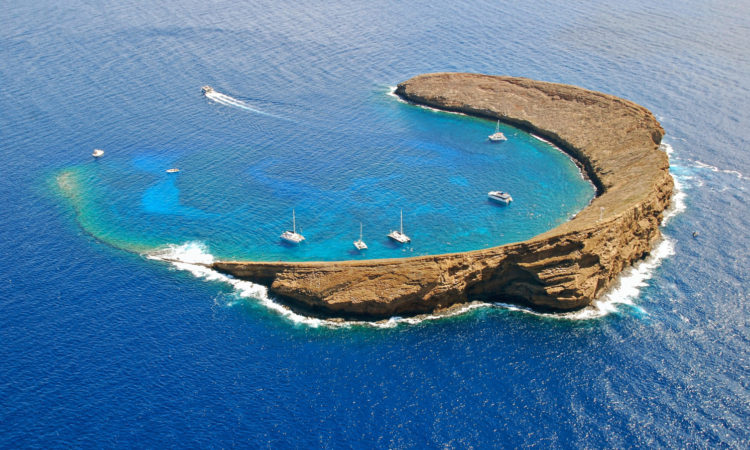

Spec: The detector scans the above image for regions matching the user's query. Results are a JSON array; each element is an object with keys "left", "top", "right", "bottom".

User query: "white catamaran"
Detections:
[
  {"left": 387, "top": 209, "right": 411, "bottom": 244},
  {"left": 488, "top": 120, "right": 507, "bottom": 142},
  {"left": 280, "top": 209, "right": 305, "bottom": 244},
  {"left": 353, "top": 222, "right": 367, "bottom": 250}
]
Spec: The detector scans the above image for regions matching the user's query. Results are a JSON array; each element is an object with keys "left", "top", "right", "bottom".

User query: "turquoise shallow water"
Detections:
[
  {"left": 56, "top": 87, "right": 593, "bottom": 261},
  {"left": 2, "top": 0, "right": 749, "bottom": 447}
]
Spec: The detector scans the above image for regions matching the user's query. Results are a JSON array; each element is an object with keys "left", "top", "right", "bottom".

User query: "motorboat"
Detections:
[
  {"left": 201, "top": 85, "right": 214, "bottom": 95},
  {"left": 280, "top": 209, "right": 305, "bottom": 244},
  {"left": 166, "top": 168, "right": 180, "bottom": 173},
  {"left": 387, "top": 209, "right": 411, "bottom": 244},
  {"left": 92, "top": 149, "right": 104, "bottom": 158},
  {"left": 488, "top": 120, "right": 507, "bottom": 142},
  {"left": 488, "top": 191, "right": 513, "bottom": 204}
]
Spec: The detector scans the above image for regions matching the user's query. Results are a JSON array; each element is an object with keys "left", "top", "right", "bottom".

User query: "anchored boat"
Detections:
[
  {"left": 387, "top": 209, "right": 411, "bottom": 244},
  {"left": 353, "top": 222, "right": 367, "bottom": 251},
  {"left": 488, "top": 190, "right": 513, "bottom": 204},
  {"left": 280, "top": 209, "right": 305, "bottom": 244},
  {"left": 488, "top": 120, "right": 507, "bottom": 142},
  {"left": 92, "top": 149, "right": 104, "bottom": 158}
]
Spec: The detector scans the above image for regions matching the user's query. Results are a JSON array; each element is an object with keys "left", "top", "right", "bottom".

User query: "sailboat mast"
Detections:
[
  {"left": 400, "top": 209, "right": 403, "bottom": 234},
  {"left": 292, "top": 209, "right": 296, "bottom": 234},
  {"left": 359, "top": 222, "right": 363, "bottom": 241}
]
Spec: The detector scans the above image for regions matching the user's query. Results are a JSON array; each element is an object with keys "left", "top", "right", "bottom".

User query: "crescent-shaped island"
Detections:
[{"left": 212, "top": 72, "right": 673, "bottom": 319}]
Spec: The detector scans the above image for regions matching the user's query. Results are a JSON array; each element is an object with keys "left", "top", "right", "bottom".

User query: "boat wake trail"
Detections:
[{"left": 204, "top": 88, "right": 282, "bottom": 119}]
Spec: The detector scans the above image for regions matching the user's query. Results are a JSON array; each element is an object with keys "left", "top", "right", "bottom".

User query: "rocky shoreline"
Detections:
[{"left": 212, "top": 72, "right": 673, "bottom": 319}]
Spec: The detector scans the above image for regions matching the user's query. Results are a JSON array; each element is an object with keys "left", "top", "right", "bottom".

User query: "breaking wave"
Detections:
[
  {"left": 145, "top": 242, "right": 318, "bottom": 326},
  {"left": 145, "top": 241, "right": 492, "bottom": 328},
  {"left": 692, "top": 160, "right": 746, "bottom": 180},
  {"left": 490, "top": 236, "right": 675, "bottom": 320},
  {"left": 387, "top": 85, "right": 468, "bottom": 116},
  {"left": 204, "top": 88, "right": 282, "bottom": 118},
  {"left": 386, "top": 85, "right": 406, "bottom": 103},
  {"left": 484, "top": 139, "right": 685, "bottom": 321},
  {"left": 661, "top": 143, "right": 687, "bottom": 225}
]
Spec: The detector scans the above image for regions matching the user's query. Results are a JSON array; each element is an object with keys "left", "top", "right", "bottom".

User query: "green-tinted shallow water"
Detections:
[{"left": 55, "top": 89, "right": 593, "bottom": 261}]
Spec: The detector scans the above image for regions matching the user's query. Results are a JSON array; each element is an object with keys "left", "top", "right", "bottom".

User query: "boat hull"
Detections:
[
  {"left": 387, "top": 232, "right": 410, "bottom": 244},
  {"left": 280, "top": 232, "right": 305, "bottom": 244},
  {"left": 488, "top": 191, "right": 512, "bottom": 204}
]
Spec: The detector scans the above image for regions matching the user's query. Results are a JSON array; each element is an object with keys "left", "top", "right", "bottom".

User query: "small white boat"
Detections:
[
  {"left": 353, "top": 222, "right": 367, "bottom": 251},
  {"left": 201, "top": 85, "right": 214, "bottom": 95},
  {"left": 166, "top": 168, "right": 180, "bottom": 173},
  {"left": 387, "top": 209, "right": 411, "bottom": 244},
  {"left": 280, "top": 209, "right": 305, "bottom": 244},
  {"left": 488, "top": 120, "right": 507, "bottom": 142},
  {"left": 488, "top": 191, "right": 513, "bottom": 204},
  {"left": 92, "top": 149, "right": 104, "bottom": 158}
]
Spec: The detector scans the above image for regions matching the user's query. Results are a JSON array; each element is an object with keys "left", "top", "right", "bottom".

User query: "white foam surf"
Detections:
[
  {"left": 660, "top": 143, "right": 687, "bottom": 225},
  {"left": 490, "top": 236, "right": 674, "bottom": 320},
  {"left": 663, "top": 169, "right": 687, "bottom": 225},
  {"left": 146, "top": 242, "right": 495, "bottom": 329},
  {"left": 148, "top": 241, "right": 215, "bottom": 265},
  {"left": 663, "top": 141, "right": 747, "bottom": 184},
  {"left": 531, "top": 134, "right": 553, "bottom": 145},
  {"left": 204, "top": 89, "right": 281, "bottom": 118},
  {"left": 692, "top": 160, "right": 746, "bottom": 180},
  {"left": 146, "top": 242, "right": 332, "bottom": 327},
  {"left": 386, "top": 85, "right": 406, "bottom": 103},
  {"left": 146, "top": 238, "right": 674, "bottom": 327},
  {"left": 386, "top": 86, "right": 468, "bottom": 116}
]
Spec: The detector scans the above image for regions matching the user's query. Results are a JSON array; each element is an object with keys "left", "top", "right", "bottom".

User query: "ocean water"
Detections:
[
  {"left": 51, "top": 86, "right": 593, "bottom": 262},
  {"left": 1, "top": 0, "right": 749, "bottom": 447}
]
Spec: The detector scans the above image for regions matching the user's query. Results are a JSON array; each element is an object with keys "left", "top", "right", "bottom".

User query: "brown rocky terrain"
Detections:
[{"left": 212, "top": 72, "right": 673, "bottom": 319}]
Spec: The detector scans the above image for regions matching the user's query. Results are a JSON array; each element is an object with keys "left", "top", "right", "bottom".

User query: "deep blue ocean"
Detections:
[{"left": 2, "top": 0, "right": 748, "bottom": 447}]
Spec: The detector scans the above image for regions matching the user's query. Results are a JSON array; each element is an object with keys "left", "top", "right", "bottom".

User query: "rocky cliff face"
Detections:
[{"left": 213, "top": 73, "right": 673, "bottom": 319}]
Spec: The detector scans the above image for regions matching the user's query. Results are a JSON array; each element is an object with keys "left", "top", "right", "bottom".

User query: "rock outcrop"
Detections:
[{"left": 213, "top": 73, "right": 673, "bottom": 319}]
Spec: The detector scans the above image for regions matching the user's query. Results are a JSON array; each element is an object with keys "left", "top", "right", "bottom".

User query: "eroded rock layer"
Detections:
[{"left": 213, "top": 73, "right": 673, "bottom": 319}]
